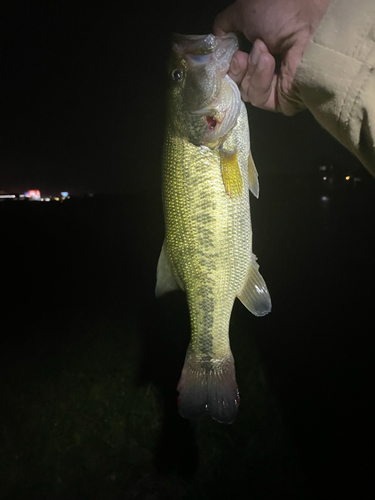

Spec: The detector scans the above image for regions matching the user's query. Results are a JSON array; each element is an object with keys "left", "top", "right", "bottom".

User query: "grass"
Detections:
[
  {"left": 0, "top": 301, "right": 312, "bottom": 500},
  {"left": 1, "top": 315, "right": 163, "bottom": 499}
]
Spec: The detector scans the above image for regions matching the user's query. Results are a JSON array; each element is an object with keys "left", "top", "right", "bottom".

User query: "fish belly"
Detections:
[{"left": 163, "top": 131, "right": 252, "bottom": 424}]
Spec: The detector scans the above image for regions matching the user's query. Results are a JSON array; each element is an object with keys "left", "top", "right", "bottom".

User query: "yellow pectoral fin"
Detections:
[{"left": 220, "top": 150, "right": 243, "bottom": 198}]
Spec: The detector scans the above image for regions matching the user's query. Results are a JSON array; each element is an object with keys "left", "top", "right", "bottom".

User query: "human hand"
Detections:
[{"left": 214, "top": 0, "right": 329, "bottom": 114}]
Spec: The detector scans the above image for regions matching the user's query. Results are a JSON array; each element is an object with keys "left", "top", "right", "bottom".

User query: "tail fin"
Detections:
[{"left": 177, "top": 353, "right": 239, "bottom": 424}]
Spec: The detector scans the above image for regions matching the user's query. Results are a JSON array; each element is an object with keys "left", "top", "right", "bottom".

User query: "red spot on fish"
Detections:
[{"left": 206, "top": 116, "right": 217, "bottom": 130}]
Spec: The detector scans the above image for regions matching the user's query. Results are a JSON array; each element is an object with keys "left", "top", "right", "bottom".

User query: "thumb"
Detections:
[{"left": 213, "top": 2, "right": 242, "bottom": 36}]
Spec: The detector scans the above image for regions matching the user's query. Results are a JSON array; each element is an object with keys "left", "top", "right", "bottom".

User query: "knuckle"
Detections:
[{"left": 240, "top": 79, "right": 264, "bottom": 106}]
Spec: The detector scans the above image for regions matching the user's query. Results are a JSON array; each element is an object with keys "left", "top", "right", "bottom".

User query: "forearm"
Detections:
[{"left": 294, "top": 0, "right": 375, "bottom": 175}]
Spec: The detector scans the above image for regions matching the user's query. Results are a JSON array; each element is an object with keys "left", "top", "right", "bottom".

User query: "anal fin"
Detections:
[
  {"left": 238, "top": 254, "right": 271, "bottom": 316},
  {"left": 155, "top": 240, "right": 182, "bottom": 298}
]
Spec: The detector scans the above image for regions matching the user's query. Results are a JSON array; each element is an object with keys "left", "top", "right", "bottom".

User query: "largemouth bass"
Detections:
[{"left": 156, "top": 33, "right": 271, "bottom": 424}]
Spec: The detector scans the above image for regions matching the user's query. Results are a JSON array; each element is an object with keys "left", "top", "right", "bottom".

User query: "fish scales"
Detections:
[
  {"left": 156, "top": 33, "right": 271, "bottom": 424},
  {"left": 164, "top": 130, "right": 250, "bottom": 355}
]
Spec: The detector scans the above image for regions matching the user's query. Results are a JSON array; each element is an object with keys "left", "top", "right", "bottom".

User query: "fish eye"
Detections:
[{"left": 171, "top": 68, "right": 183, "bottom": 82}]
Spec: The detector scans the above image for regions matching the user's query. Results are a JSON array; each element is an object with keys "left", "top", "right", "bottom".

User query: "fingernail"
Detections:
[
  {"left": 250, "top": 46, "right": 260, "bottom": 65},
  {"left": 231, "top": 56, "right": 240, "bottom": 75}
]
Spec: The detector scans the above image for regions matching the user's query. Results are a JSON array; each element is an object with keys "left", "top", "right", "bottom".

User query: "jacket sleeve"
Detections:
[{"left": 293, "top": 0, "right": 375, "bottom": 176}]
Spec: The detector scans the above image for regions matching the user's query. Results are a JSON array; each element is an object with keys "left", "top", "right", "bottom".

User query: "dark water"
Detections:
[
  {"left": 250, "top": 175, "right": 375, "bottom": 499},
  {"left": 1, "top": 174, "right": 374, "bottom": 498}
]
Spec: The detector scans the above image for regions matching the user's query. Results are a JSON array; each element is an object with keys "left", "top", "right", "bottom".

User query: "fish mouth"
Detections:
[
  {"left": 191, "top": 108, "right": 226, "bottom": 131},
  {"left": 206, "top": 115, "right": 217, "bottom": 130},
  {"left": 173, "top": 33, "right": 239, "bottom": 77},
  {"left": 205, "top": 113, "right": 225, "bottom": 131}
]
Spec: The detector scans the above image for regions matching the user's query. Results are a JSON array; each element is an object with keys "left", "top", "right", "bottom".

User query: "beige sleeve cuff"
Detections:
[{"left": 294, "top": 0, "right": 375, "bottom": 175}]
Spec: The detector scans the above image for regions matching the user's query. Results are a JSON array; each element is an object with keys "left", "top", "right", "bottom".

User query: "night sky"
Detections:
[{"left": 1, "top": 0, "right": 364, "bottom": 195}]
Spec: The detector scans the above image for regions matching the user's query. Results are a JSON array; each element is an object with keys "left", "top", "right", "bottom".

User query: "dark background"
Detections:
[
  {"left": 1, "top": 0, "right": 364, "bottom": 195},
  {"left": 1, "top": 178, "right": 374, "bottom": 500},
  {"left": 1, "top": 1, "right": 373, "bottom": 499}
]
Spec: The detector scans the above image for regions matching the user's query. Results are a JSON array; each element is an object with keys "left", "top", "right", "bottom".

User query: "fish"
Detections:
[{"left": 155, "top": 33, "right": 271, "bottom": 424}]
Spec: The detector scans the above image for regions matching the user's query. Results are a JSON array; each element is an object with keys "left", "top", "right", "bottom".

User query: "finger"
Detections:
[
  {"left": 213, "top": 3, "right": 242, "bottom": 36},
  {"left": 242, "top": 39, "right": 270, "bottom": 81},
  {"left": 227, "top": 50, "right": 248, "bottom": 85},
  {"left": 228, "top": 41, "right": 269, "bottom": 87},
  {"left": 243, "top": 52, "right": 276, "bottom": 110},
  {"left": 240, "top": 41, "right": 277, "bottom": 112}
]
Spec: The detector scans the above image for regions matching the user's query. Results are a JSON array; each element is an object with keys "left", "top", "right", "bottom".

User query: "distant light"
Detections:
[
  {"left": 61, "top": 191, "right": 69, "bottom": 198},
  {"left": 321, "top": 196, "right": 329, "bottom": 202},
  {"left": 345, "top": 176, "right": 351, "bottom": 181},
  {"left": 323, "top": 176, "right": 327, "bottom": 181},
  {"left": 24, "top": 190, "right": 41, "bottom": 200},
  {"left": 45, "top": 197, "right": 50, "bottom": 202},
  {"left": 0, "top": 194, "right": 16, "bottom": 199}
]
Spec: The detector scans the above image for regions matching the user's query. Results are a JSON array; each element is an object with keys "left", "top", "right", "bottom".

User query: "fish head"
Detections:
[{"left": 167, "top": 33, "right": 242, "bottom": 148}]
